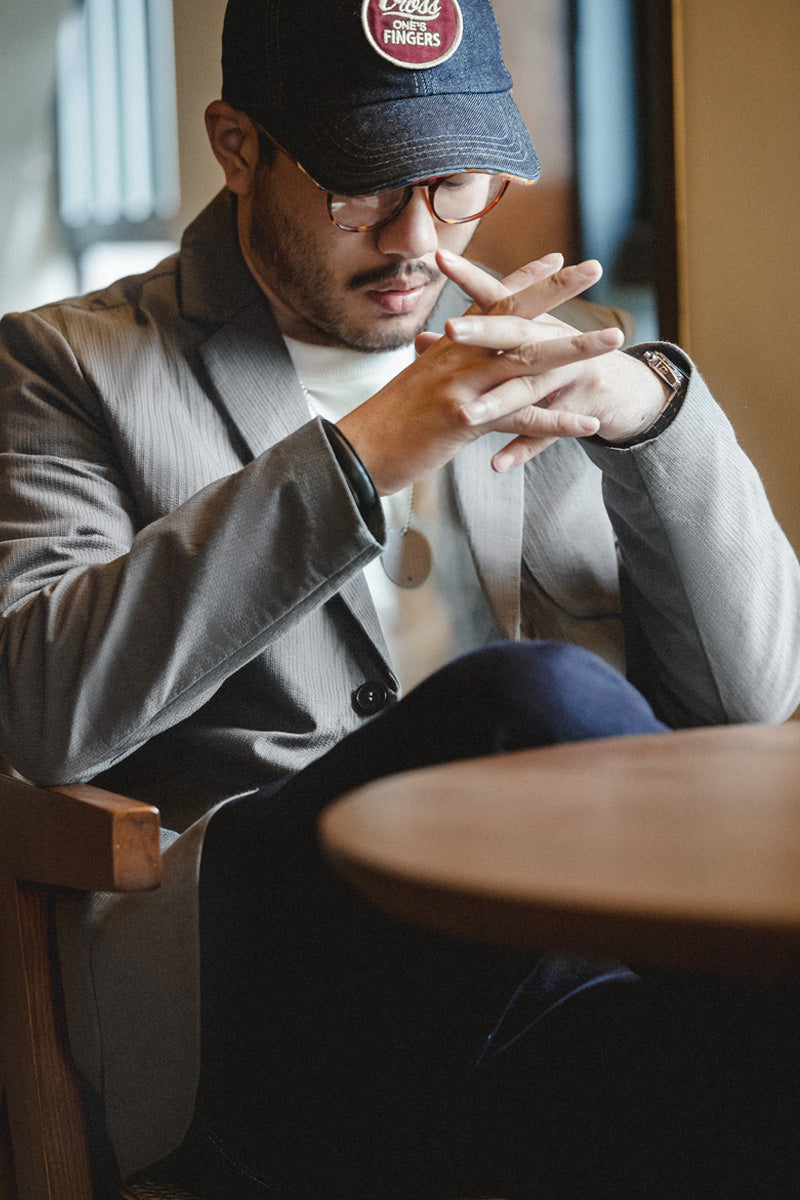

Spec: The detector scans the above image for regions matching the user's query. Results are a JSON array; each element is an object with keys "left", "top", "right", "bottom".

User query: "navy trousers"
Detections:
[{"left": 148, "top": 642, "right": 800, "bottom": 1199}]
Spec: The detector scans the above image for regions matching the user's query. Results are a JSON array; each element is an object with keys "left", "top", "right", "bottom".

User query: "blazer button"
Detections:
[{"left": 352, "top": 681, "right": 389, "bottom": 716}]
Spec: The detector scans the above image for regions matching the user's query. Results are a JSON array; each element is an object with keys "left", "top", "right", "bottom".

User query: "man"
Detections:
[{"left": 1, "top": 0, "right": 799, "bottom": 1196}]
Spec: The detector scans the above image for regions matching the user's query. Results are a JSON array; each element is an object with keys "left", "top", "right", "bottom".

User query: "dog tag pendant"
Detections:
[{"left": 381, "top": 528, "right": 432, "bottom": 589}]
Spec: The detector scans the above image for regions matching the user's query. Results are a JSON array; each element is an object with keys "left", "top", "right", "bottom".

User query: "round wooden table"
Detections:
[{"left": 319, "top": 723, "right": 800, "bottom": 977}]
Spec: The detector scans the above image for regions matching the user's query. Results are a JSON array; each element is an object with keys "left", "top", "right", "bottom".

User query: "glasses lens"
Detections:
[
  {"left": 329, "top": 188, "right": 409, "bottom": 232},
  {"left": 430, "top": 173, "right": 506, "bottom": 223}
]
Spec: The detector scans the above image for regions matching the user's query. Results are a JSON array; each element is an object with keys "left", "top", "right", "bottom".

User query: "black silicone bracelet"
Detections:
[{"left": 321, "top": 419, "right": 380, "bottom": 518}]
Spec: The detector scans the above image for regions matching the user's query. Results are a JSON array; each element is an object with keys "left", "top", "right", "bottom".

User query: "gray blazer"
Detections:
[{"left": 1, "top": 191, "right": 799, "bottom": 1175}]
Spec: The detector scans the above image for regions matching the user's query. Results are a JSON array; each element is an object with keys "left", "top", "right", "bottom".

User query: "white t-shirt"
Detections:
[{"left": 284, "top": 336, "right": 499, "bottom": 693}]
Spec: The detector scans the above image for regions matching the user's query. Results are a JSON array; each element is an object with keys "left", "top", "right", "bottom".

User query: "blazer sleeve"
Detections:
[
  {"left": 581, "top": 345, "right": 800, "bottom": 727},
  {"left": 0, "top": 309, "right": 384, "bottom": 785}
]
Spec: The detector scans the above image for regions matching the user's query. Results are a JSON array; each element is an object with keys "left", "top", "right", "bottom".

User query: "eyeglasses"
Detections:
[
  {"left": 327, "top": 172, "right": 511, "bottom": 232},
  {"left": 255, "top": 124, "right": 512, "bottom": 233}
]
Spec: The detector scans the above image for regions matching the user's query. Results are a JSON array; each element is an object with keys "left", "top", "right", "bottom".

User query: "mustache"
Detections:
[{"left": 347, "top": 261, "right": 441, "bottom": 291}]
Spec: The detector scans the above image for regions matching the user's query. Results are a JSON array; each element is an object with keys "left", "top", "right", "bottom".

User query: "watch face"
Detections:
[{"left": 642, "top": 350, "right": 684, "bottom": 394}]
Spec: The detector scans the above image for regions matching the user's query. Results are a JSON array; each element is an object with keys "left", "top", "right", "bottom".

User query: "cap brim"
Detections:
[{"left": 277, "top": 90, "right": 541, "bottom": 195}]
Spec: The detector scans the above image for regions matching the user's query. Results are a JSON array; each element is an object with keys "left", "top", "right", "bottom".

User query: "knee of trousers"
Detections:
[{"left": 417, "top": 640, "right": 665, "bottom": 748}]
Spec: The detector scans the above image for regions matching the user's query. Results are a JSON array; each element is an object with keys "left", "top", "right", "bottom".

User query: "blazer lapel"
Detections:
[
  {"left": 429, "top": 276, "right": 523, "bottom": 639},
  {"left": 451, "top": 434, "right": 524, "bottom": 640},
  {"left": 199, "top": 313, "right": 309, "bottom": 460},
  {"left": 181, "top": 191, "right": 312, "bottom": 458}
]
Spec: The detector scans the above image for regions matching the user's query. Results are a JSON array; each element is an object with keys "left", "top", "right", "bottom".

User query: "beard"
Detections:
[{"left": 247, "top": 170, "right": 447, "bottom": 352}]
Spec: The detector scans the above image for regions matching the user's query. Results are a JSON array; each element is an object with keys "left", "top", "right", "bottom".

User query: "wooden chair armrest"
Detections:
[
  {"left": 0, "top": 772, "right": 162, "bottom": 1199},
  {"left": 0, "top": 773, "right": 161, "bottom": 893}
]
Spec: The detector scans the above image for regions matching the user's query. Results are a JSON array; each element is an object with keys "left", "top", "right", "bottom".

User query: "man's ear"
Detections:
[{"left": 205, "top": 100, "right": 261, "bottom": 195}]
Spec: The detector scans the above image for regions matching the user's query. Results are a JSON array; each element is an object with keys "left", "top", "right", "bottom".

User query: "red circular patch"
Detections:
[{"left": 361, "top": 0, "right": 463, "bottom": 69}]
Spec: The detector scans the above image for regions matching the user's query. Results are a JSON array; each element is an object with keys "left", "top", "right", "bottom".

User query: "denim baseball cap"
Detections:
[{"left": 221, "top": 0, "right": 541, "bottom": 194}]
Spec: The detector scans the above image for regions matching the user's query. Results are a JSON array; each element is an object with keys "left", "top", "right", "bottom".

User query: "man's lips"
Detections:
[
  {"left": 350, "top": 264, "right": 440, "bottom": 316},
  {"left": 362, "top": 274, "right": 431, "bottom": 314},
  {"left": 365, "top": 282, "right": 427, "bottom": 314}
]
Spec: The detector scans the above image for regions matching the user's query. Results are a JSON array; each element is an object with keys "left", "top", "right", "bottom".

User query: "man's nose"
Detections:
[{"left": 374, "top": 187, "right": 439, "bottom": 259}]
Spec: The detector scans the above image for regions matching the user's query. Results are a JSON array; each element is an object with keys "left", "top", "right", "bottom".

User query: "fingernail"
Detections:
[
  {"left": 493, "top": 452, "right": 514, "bottom": 472},
  {"left": 460, "top": 399, "right": 487, "bottom": 424},
  {"left": 447, "top": 318, "right": 471, "bottom": 341},
  {"left": 597, "top": 328, "right": 622, "bottom": 346},
  {"left": 577, "top": 416, "right": 601, "bottom": 434},
  {"left": 540, "top": 252, "right": 563, "bottom": 265}
]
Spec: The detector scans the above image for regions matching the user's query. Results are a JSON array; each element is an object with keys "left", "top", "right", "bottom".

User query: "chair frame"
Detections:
[{"left": 0, "top": 771, "right": 161, "bottom": 1200}]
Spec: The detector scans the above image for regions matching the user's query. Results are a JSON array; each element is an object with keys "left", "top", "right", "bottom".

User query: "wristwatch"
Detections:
[{"left": 612, "top": 348, "right": 689, "bottom": 446}]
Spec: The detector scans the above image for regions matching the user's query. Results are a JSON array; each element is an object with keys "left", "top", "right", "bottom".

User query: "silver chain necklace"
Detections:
[
  {"left": 301, "top": 384, "right": 432, "bottom": 588},
  {"left": 381, "top": 484, "right": 432, "bottom": 588}
]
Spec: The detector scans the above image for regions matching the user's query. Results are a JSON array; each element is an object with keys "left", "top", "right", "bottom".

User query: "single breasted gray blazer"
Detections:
[{"left": 1, "top": 191, "right": 799, "bottom": 1175}]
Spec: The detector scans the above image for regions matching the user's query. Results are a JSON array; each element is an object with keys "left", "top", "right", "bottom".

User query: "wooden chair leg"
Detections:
[{"left": 0, "top": 878, "right": 94, "bottom": 1200}]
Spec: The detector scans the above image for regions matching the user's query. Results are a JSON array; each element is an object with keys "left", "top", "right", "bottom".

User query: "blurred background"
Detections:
[{"left": 1, "top": 0, "right": 799, "bottom": 558}]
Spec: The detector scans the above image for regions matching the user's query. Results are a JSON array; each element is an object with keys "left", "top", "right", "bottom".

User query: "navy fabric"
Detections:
[{"left": 146, "top": 642, "right": 800, "bottom": 1199}]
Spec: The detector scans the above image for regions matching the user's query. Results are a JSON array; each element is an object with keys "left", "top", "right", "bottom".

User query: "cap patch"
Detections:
[{"left": 361, "top": 0, "right": 463, "bottom": 70}]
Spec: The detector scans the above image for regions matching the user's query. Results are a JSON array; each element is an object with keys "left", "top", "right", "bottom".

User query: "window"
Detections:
[{"left": 56, "top": 0, "right": 180, "bottom": 287}]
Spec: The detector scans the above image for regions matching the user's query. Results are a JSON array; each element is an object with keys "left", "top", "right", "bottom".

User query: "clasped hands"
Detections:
[{"left": 338, "top": 249, "right": 668, "bottom": 496}]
